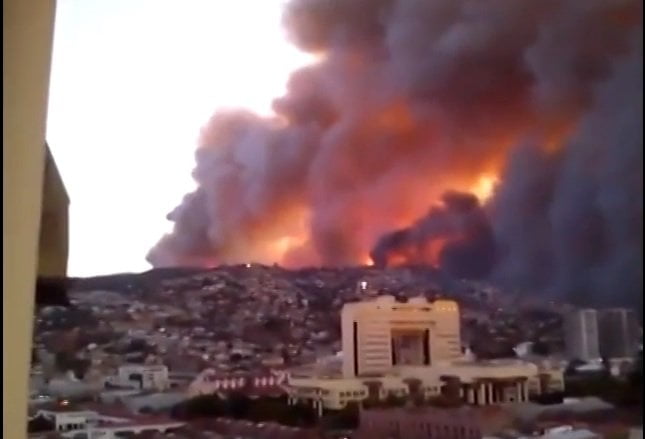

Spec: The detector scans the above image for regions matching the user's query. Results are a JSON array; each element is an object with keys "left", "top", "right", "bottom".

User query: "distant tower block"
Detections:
[
  {"left": 564, "top": 309, "right": 600, "bottom": 362},
  {"left": 598, "top": 308, "right": 640, "bottom": 359}
]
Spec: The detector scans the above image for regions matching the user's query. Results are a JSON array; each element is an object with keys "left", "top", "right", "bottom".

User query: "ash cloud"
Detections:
[
  {"left": 371, "top": 191, "right": 496, "bottom": 279},
  {"left": 490, "top": 41, "right": 643, "bottom": 307},
  {"left": 149, "top": 0, "right": 642, "bottom": 306}
]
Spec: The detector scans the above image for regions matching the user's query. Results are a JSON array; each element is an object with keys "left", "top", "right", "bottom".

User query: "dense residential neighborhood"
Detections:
[{"left": 27, "top": 266, "right": 642, "bottom": 438}]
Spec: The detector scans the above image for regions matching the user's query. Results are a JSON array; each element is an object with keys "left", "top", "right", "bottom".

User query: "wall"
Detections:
[
  {"left": 38, "top": 146, "right": 69, "bottom": 278},
  {"left": 3, "top": 1, "right": 58, "bottom": 438},
  {"left": 355, "top": 406, "right": 482, "bottom": 439},
  {"left": 341, "top": 297, "right": 461, "bottom": 378}
]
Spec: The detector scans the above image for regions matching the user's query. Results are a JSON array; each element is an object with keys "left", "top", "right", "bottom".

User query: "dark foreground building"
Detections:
[{"left": 354, "top": 406, "right": 482, "bottom": 439}]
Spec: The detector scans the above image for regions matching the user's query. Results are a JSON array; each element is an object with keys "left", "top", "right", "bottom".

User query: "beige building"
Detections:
[
  {"left": 341, "top": 296, "right": 461, "bottom": 377},
  {"left": 4, "top": 1, "right": 67, "bottom": 437},
  {"left": 286, "top": 296, "right": 564, "bottom": 413},
  {"left": 355, "top": 406, "right": 482, "bottom": 439}
]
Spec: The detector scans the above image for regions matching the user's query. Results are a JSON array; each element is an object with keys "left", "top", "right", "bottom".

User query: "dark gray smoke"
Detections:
[
  {"left": 371, "top": 192, "right": 496, "bottom": 279},
  {"left": 490, "top": 41, "right": 643, "bottom": 307},
  {"left": 148, "top": 0, "right": 642, "bottom": 306}
]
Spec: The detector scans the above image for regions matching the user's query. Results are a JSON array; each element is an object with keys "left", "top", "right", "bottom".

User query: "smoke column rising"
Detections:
[
  {"left": 149, "top": 0, "right": 642, "bottom": 306},
  {"left": 370, "top": 191, "right": 497, "bottom": 279}
]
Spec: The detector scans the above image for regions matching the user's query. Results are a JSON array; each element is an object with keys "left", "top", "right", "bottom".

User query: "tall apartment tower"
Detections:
[
  {"left": 341, "top": 296, "right": 462, "bottom": 378},
  {"left": 564, "top": 309, "right": 600, "bottom": 362},
  {"left": 598, "top": 308, "right": 640, "bottom": 359}
]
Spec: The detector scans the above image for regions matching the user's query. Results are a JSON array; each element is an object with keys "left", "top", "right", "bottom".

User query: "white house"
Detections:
[
  {"left": 30, "top": 408, "right": 184, "bottom": 438},
  {"left": 106, "top": 365, "right": 169, "bottom": 391}
]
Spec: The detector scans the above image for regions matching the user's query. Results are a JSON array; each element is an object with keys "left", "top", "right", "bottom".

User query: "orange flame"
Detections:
[
  {"left": 225, "top": 97, "right": 574, "bottom": 270},
  {"left": 471, "top": 174, "right": 499, "bottom": 203}
]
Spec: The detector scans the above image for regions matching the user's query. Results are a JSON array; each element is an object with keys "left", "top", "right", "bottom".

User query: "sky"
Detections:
[{"left": 47, "top": 0, "right": 314, "bottom": 277}]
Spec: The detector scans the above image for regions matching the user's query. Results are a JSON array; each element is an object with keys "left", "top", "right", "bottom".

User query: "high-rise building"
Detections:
[
  {"left": 286, "top": 295, "right": 565, "bottom": 411},
  {"left": 564, "top": 309, "right": 600, "bottom": 362},
  {"left": 341, "top": 295, "right": 461, "bottom": 378},
  {"left": 598, "top": 308, "right": 640, "bottom": 359}
]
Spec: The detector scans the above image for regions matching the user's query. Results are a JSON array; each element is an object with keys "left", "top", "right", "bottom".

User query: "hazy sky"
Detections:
[{"left": 47, "top": 0, "right": 313, "bottom": 277}]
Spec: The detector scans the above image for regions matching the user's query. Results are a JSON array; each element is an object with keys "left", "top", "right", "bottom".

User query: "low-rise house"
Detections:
[
  {"left": 28, "top": 406, "right": 185, "bottom": 438},
  {"left": 106, "top": 364, "right": 170, "bottom": 391}
]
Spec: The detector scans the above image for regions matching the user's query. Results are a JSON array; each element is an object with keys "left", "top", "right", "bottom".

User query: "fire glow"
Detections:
[
  {"left": 149, "top": 0, "right": 642, "bottom": 303},
  {"left": 471, "top": 174, "right": 498, "bottom": 203}
]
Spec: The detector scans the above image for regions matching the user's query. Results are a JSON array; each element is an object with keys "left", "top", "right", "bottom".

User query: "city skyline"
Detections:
[
  {"left": 10, "top": 0, "right": 641, "bottom": 437},
  {"left": 45, "top": 0, "right": 642, "bottom": 315}
]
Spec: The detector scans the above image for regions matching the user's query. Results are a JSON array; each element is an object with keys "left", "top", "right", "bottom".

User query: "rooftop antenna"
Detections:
[{"left": 357, "top": 280, "right": 376, "bottom": 296}]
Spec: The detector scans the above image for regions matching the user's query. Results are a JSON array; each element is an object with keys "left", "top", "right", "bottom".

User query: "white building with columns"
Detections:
[{"left": 284, "top": 296, "right": 564, "bottom": 413}]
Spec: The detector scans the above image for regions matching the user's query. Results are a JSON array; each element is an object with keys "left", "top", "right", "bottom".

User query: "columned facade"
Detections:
[
  {"left": 286, "top": 394, "right": 323, "bottom": 417},
  {"left": 466, "top": 378, "right": 529, "bottom": 405},
  {"left": 286, "top": 371, "right": 542, "bottom": 411},
  {"left": 288, "top": 299, "right": 563, "bottom": 412}
]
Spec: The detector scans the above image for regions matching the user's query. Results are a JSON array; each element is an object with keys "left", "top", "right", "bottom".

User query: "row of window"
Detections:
[
  {"left": 339, "top": 390, "right": 366, "bottom": 397},
  {"left": 200, "top": 376, "right": 283, "bottom": 388},
  {"left": 380, "top": 386, "right": 440, "bottom": 395},
  {"left": 57, "top": 423, "right": 86, "bottom": 431},
  {"left": 331, "top": 386, "right": 441, "bottom": 400}
]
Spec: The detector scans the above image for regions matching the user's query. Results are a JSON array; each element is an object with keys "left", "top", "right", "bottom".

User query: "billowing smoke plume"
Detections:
[
  {"left": 371, "top": 192, "right": 496, "bottom": 279},
  {"left": 490, "top": 43, "right": 643, "bottom": 307},
  {"left": 149, "top": 0, "right": 642, "bottom": 306}
]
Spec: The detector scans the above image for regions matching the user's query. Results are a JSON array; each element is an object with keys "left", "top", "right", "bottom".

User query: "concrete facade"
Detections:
[
  {"left": 286, "top": 296, "right": 565, "bottom": 412},
  {"left": 38, "top": 145, "right": 69, "bottom": 278},
  {"left": 4, "top": 1, "right": 59, "bottom": 438},
  {"left": 598, "top": 308, "right": 640, "bottom": 359},
  {"left": 341, "top": 296, "right": 461, "bottom": 378},
  {"left": 564, "top": 310, "right": 601, "bottom": 362},
  {"left": 355, "top": 406, "right": 482, "bottom": 439}
]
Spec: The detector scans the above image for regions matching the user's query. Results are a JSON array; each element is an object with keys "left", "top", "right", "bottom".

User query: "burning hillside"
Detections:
[{"left": 149, "top": 0, "right": 642, "bottom": 306}]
